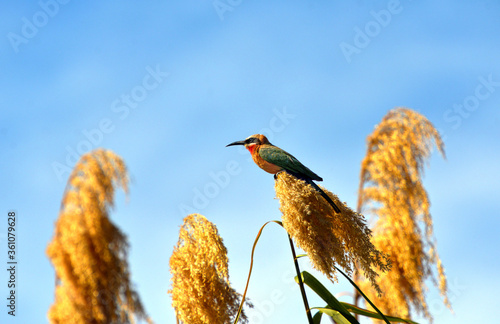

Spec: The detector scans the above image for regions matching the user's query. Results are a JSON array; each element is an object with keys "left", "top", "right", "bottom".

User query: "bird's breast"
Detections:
[{"left": 252, "top": 149, "right": 282, "bottom": 174}]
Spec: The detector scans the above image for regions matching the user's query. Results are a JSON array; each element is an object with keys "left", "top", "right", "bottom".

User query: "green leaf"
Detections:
[
  {"left": 314, "top": 308, "right": 352, "bottom": 324},
  {"left": 312, "top": 309, "right": 323, "bottom": 324},
  {"left": 296, "top": 271, "right": 359, "bottom": 324},
  {"left": 340, "top": 302, "right": 419, "bottom": 324}
]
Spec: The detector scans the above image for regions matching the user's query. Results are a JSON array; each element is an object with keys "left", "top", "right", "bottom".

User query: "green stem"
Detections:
[
  {"left": 334, "top": 265, "right": 391, "bottom": 324},
  {"left": 288, "top": 235, "right": 314, "bottom": 324},
  {"left": 353, "top": 270, "right": 361, "bottom": 321}
]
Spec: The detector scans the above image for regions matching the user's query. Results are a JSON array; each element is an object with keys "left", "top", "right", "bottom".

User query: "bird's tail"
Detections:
[
  {"left": 309, "top": 181, "right": 341, "bottom": 214},
  {"left": 279, "top": 170, "right": 341, "bottom": 214}
]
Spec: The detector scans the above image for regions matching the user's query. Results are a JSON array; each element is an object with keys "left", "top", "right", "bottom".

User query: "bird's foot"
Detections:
[{"left": 274, "top": 170, "right": 286, "bottom": 180}]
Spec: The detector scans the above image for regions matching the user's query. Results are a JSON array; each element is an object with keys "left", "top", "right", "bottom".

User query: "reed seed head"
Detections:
[
  {"left": 169, "top": 214, "right": 249, "bottom": 324},
  {"left": 275, "top": 172, "right": 390, "bottom": 294},
  {"left": 357, "top": 108, "right": 451, "bottom": 322},
  {"left": 47, "top": 149, "right": 150, "bottom": 324}
]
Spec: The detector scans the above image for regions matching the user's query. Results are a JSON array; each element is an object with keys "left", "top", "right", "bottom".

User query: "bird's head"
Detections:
[{"left": 226, "top": 134, "right": 270, "bottom": 153}]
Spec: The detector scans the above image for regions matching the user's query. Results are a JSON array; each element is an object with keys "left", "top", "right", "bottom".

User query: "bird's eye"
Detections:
[{"left": 246, "top": 138, "right": 258, "bottom": 144}]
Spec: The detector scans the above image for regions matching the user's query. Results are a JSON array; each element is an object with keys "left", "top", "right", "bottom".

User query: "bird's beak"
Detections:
[{"left": 226, "top": 140, "right": 246, "bottom": 147}]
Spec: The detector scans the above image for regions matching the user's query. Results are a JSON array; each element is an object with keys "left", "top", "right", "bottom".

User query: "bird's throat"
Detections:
[{"left": 246, "top": 143, "right": 257, "bottom": 155}]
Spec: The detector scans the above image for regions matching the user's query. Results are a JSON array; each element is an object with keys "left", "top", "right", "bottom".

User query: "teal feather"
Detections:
[
  {"left": 259, "top": 145, "right": 341, "bottom": 213},
  {"left": 258, "top": 145, "right": 323, "bottom": 181}
]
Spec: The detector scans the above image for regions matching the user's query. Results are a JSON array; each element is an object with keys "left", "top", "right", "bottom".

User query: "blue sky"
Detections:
[{"left": 1, "top": 1, "right": 499, "bottom": 323}]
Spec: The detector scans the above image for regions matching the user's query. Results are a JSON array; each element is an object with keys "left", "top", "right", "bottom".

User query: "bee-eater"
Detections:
[{"left": 226, "top": 134, "right": 341, "bottom": 213}]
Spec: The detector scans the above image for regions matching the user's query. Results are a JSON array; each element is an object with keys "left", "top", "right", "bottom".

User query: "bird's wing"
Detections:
[{"left": 259, "top": 145, "right": 322, "bottom": 181}]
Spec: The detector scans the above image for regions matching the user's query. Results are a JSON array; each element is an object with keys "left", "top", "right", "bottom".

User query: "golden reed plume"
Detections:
[
  {"left": 356, "top": 107, "right": 451, "bottom": 322},
  {"left": 46, "top": 149, "right": 150, "bottom": 324},
  {"left": 169, "top": 214, "right": 250, "bottom": 324},
  {"left": 275, "top": 172, "right": 391, "bottom": 294}
]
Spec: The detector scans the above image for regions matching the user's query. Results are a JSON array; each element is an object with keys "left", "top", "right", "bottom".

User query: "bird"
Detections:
[{"left": 226, "top": 134, "right": 341, "bottom": 213}]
